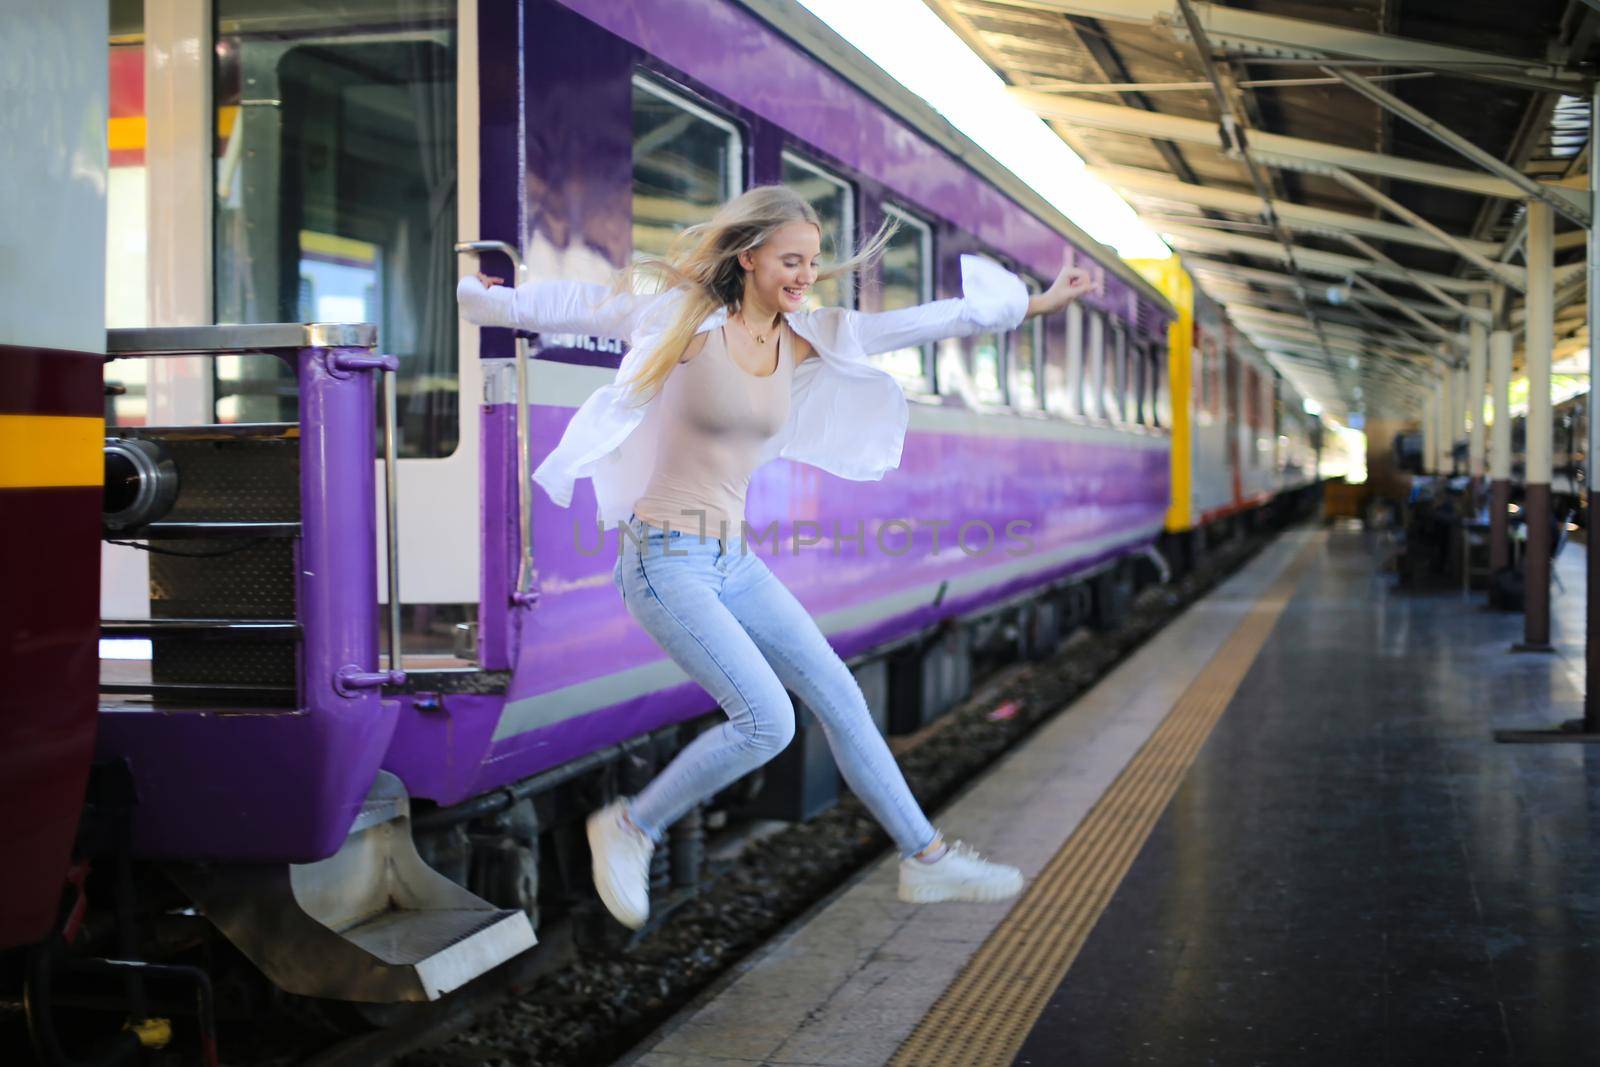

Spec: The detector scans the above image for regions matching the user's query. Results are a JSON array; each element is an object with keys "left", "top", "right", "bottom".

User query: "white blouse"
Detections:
[{"left": 455, "top": 254, "right": 1031, "bottom": 526}]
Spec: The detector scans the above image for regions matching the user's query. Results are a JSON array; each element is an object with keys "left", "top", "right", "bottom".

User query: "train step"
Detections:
[
  {"left": 101, "top": 618, "right": 301, "bottom": 639},
  {"left": 169, "top": 772, "right": 537, "bottom": 1003},
  {"left": 116, "top": 520, "right": 302, "bottom": 539}
]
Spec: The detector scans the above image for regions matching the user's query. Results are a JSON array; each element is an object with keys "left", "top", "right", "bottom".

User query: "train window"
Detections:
[
  {"left": 970, "top": 331, "right": 1006, "bottom": 406},
  {"left": 867, "top": 204, "right": 933, "bottom": 392},
  {"left": 1144, "top": 341, "right": 1159, "bottom": 426},
  {"left": 781, "top": 152, "right": 854, "bottom": 309},
  {"left": 1130, "top": 338, "right": 1147, "bottom": 426},
  {"left": 1224, "top": 350, "right": 1238, "bottom": 428},
  {"left": 1151, "top": 343, "right": 1170, "bottom": 428},
  {"left": 1104, "top": 320, "right": 1127, "bottom": 422},
  {"left": 1119, "top": 327, "right": 1135, "bottom": 424},
  {"left": 1200, "top": 333, "right": 1220, "bottom": 416},
  {"left": 632, "top": 75, "right": 743, "bottom": 263},
  {"left": 1084, "top": 310, "right": 1106, "bottom": 419},
  {"left": 1009, "top": 277, "right": 1044, "bottom": 411},
  {"left": 212, "top": 1, "right": 460, "bottom": 458},
  {"left": 1054, "top": 301, "right": 1084, "bottom": 416}
]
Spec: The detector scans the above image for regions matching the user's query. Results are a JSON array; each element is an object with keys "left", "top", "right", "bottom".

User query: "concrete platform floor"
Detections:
[{"left": 617, "top": 525, "right": 1600, "bottom": 1067}]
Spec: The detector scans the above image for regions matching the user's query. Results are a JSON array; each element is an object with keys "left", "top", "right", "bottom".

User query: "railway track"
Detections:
[{"left": 227, "top": 523, "right": 1282, "bottom": 1067}]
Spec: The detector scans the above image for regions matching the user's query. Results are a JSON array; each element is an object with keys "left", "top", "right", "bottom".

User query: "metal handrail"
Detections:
[
  {"left": 107, "top": 322, "right": 377, "bottom": 355},
  {"left": 454, "top": 240, "right": 537, "bottom": 605},
  {"left": 105, "top": 322, "right": 405, "bottom": 685},
  {"left": 382, "top": 362, "right": 403, "bottom": 673}
]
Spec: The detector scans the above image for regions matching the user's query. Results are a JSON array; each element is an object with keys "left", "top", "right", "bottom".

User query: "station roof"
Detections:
[{"left": 924, "top": 0, "right": 1600, "bottom": 421}]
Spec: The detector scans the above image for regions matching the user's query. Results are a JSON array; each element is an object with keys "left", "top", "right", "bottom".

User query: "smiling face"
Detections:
[{"left": 738, "top": 220, "right": 822, "bottom": 317}]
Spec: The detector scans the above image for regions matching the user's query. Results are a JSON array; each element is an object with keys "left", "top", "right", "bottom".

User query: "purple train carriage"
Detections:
[{"left": 4, "top": 0, "right": 1307, "bottom": 1040}]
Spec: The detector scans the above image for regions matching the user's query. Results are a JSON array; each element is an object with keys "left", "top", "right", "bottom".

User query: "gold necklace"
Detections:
[{"left": 735, "top": 310, "right": 778, "bottom": 345}]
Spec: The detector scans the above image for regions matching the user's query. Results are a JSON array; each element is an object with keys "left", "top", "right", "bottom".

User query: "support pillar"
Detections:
[
  {"left": 1588, "top": 83, "right": 1600, "bottom": 732},
  {"left": 1440, "top": 375, "right": 1452, "bottom": 476},
  {"left": 1451, "top": 361, "right": 1467, "bottom": 475},
  {"left": 1489, "top": 328, "right": 1513, "bottom": 574},
  {"left": 1421, "top": 387, "right": 1436, "bottom": 475},
  {"left": 1520, "top": 198, "right": 1554, "bottom": 652},
  {"left": 1496, "top": 92, "right": 1600, "bottom": 743},
  {"left": 1467, "top": 296, "right": 1489, "bottom": 510}
]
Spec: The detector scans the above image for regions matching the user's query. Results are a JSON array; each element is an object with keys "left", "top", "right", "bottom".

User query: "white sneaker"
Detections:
[
  {"left": 898, "top": 840, "right": 1023, "bottom": 904},
  {"left": 586, "top": 800, "right": 654, "bottom": 929}
]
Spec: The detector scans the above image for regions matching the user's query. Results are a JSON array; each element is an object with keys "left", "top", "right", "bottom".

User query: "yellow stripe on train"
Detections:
[
  {"left": 0, "top": 415, "right": 105, "bottom": 488},
  {"left": 1127, "top": 255, "right": 1195, "bottom": 534}
]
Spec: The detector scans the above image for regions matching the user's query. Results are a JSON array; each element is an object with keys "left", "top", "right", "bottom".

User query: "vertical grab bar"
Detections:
[
  {"left": 325, "top": 346, "right": 406, "bottom": 693},
  {"left": 455, "top": 239, "right": 536, "bottom": 606},
  {"left": 382, "top": 362, "right": 403, "bottom": 672}
]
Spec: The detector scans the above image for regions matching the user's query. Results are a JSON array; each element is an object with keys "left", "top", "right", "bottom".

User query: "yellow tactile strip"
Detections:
[{"left": 891, "top": 537, "right": 1320, "bottom": 1067}]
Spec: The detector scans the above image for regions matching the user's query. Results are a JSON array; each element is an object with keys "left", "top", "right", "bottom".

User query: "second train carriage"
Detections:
[{"left": 1132, "top": 254, "right": 1323, "bottom": 558}]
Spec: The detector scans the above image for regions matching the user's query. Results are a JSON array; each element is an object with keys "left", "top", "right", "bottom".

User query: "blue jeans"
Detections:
[{"left": 612, "top": 512, "right": 938, "bottom": 858}]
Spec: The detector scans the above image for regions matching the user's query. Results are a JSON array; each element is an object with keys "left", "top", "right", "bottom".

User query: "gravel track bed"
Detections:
[{"left": 381, "top": 527, "right": 1276, "bottom": 1067}]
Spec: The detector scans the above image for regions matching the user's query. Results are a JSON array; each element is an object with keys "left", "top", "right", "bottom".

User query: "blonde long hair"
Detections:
[{"left": 611, "top": 184, "right": 900, "bottom": 408}]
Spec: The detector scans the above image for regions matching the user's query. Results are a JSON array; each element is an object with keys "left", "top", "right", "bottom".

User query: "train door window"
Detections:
[
  {"left": 213, "top": 0, "right": 460, "bottom": 458},
  {"left": 1009, "top": 276, "right": 1044, "bottom": 411},
  {"left": 867, "top": 204, "right": 933, "bottom": 392},
  {"left": 781, "top": 151, "right": 853, "bottom": 310},
  {"left": 1085, "top": 310, "right": 1106, "bottom": 419},
  {"left": 632, "top": 74, "right": 743, "bottom": 263}
]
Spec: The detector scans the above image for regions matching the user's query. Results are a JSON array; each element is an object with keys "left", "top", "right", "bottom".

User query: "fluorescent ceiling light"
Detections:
[{"left": 796, "top": 0, "right": 1172, "bottom": 260}]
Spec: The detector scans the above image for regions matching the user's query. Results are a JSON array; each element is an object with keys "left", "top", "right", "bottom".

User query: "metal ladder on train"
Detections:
[{"left": 101, "top": 324, "right": 534, "bottom": 1002}]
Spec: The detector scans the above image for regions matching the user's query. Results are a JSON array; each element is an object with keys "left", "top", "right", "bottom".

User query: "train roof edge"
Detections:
[{"left": 735, "top": 0, "right": 1178, "bottom": 321}]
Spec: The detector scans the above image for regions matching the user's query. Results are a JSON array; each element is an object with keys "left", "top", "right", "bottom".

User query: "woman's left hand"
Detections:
[{"left": 1026, "top": 257, "right": 1096, "bottom": 319}]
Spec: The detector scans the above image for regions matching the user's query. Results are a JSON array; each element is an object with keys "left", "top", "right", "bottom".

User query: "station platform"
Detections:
[{"left": 618, "top": 524, "right": 1600, "bottom": 1067}]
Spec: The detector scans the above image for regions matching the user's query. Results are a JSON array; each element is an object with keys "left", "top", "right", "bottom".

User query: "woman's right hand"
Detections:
[
  {"left": 1025, "top": 256, "right": 1095, "bottom": 319},
  {"left": 457, "top": 273, "right": 518, "bottom": 329}
]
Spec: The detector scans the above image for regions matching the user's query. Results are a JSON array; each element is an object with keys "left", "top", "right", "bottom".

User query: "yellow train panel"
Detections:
[{"left": 1128, "top": 255, "right": 1194, "bottom": 533}]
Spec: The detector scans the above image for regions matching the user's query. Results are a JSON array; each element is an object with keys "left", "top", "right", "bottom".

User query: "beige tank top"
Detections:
[{"left": 632, "top": 321, "right": 794, "bottom": 541}]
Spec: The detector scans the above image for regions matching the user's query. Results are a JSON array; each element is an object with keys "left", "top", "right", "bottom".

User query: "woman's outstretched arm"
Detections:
[
  {"left": 844, "top": 254, "right": 1094, "bottom": 358},
  {"left": 456, "top": 272, "right": 665, "bottom": 340}
]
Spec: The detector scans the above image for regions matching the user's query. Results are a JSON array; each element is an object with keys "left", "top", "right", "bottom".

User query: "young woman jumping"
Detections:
[{"left": 457, "top": 185, "right": 1094, "bottom": 929}]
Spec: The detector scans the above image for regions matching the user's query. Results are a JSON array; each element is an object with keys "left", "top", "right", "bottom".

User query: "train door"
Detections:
[
  {"left": 103, "top": 0, "right": 481, "bottom": 665},
  {"left": 1189, "top": 302, "right": 1232, "bottom": 523}
]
